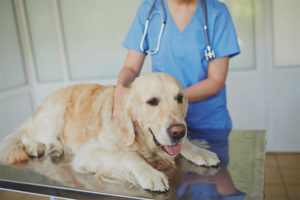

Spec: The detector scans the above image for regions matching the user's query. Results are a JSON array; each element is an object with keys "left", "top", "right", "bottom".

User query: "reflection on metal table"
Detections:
[{"left": 0, "top": 130, "right": 265, "bottom": 200}]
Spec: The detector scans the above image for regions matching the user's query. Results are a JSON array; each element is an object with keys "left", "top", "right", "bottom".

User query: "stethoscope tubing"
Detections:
[
  {"left": 140, "top": 0, "right": 166, "bottom": 55},
  {"left": 140, "top": 0, "right": 215, "bottom": 60}
]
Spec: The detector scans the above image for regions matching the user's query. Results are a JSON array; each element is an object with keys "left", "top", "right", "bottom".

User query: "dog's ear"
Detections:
[
  {"left": 182, "top": 94, "right": 189, "bottom": 117},
  {"left": 118, "top": 91, "right": 135, "bottom": 146}
]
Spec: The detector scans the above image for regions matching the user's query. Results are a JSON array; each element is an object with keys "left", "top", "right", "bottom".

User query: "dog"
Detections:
[{"left": 0, "top": 73, "right": 219, "bottom": 192}]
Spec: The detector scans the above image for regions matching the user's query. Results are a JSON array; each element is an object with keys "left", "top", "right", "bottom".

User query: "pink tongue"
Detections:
[{"left": 164, "top": 144, "right": 181, "bottom": 155}]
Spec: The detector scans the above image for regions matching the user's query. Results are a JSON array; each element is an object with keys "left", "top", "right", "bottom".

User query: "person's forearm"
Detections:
[
  {"left": 183, "top": 56, "right": 229, "bottom": 102},
  {"left": 116, "top": 50, "right": 145, "bottom": 88},
  {"left": 116, "top": 67, "right": 139, "bottom": 88},
  {"left": 183, "top": 78, "right": 224, "bottom": 102}
]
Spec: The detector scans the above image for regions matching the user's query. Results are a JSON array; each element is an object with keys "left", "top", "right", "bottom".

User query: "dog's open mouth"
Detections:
[
  {"left": 161, "top": 144, "right": 181, "bottom": 155},
  {"left": 149, "top": 128, "right": 181, "bottom": 156}
]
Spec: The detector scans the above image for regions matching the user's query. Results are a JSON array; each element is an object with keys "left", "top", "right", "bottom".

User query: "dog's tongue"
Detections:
[{"left": 164, "top": 143, "right": 181, "bottom": 155}]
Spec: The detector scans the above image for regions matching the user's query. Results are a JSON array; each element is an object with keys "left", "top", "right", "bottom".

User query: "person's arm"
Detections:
[
  {"left": 183, "top": 56, "right": 229, "bottom": 102},
  {"left": 113, "top": 50, "right": 146, "bottom": 118}
]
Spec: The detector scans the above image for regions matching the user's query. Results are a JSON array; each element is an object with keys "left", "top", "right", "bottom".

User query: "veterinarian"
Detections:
[{"left": 113, "top": 0, "right": 240, "bottom": 165}]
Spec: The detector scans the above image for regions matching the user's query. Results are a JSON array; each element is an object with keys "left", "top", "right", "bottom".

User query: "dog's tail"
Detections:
[{"left": 0, "top": 131, "right": 29, "bottom": 165}]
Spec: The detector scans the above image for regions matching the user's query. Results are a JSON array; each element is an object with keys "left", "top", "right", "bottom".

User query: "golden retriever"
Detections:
[{"left": 0, "top": 73, "right": 219, "bottom": 192}]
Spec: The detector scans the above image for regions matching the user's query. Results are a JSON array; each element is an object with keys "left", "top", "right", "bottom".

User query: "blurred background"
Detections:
[{"left": 0, "top": 0, "right": 299, "bottom": 153}]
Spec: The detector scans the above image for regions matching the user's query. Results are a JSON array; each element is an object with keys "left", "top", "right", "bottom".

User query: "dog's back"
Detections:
[{"left": 58, "top": 84, "right": 114, "bottom": 152}]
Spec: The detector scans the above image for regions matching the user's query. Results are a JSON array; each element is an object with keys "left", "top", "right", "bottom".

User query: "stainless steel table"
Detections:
[{"left": 0, "top": 130, "right": 265, "bottom": 200}]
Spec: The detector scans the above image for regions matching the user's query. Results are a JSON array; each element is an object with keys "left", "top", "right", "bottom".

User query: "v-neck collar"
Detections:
[{"left": 163, "top": 0, "right": 200, "bottom": 34}]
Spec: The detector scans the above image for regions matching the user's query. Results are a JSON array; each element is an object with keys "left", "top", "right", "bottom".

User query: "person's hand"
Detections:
[{"left": 113, "top": 85, "right": 130, "bottom": 119}]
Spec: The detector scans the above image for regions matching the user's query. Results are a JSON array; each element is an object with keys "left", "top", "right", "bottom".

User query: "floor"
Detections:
[
  {"left": 264, "top": 152, "right": 300, "bottom": 200},
  {"left": 0, "top": 153, "right": 299, "bottom": 200}
]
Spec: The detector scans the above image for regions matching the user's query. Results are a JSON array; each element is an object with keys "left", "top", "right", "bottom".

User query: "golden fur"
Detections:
[{"left": 0, "top": 73, "right": 219, "bottom": 191}]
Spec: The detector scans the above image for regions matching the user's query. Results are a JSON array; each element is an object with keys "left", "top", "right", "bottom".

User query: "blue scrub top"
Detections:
[{"left": 123, "top": 0, "right": 240, "bottom": 130}]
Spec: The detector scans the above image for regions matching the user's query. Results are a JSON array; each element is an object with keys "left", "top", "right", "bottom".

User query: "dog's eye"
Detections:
[
  {"left": 147, "top": 98, "right": 159, "bottom": 106},
  {"left": 176, "top": 94, "right": 183, "bottom": 104}
]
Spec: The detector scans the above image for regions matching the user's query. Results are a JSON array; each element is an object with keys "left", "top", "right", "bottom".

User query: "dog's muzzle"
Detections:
[{"left": 149, "top": 125, "right": 186, "bottom": 156}]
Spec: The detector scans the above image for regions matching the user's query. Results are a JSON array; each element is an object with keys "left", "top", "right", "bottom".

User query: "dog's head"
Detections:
[{"left": 121, "top": 73, "right": 188, "bottom": 156}]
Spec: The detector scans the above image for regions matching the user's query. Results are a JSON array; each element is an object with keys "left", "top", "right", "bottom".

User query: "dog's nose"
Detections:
[{"left": 167, "top": 124, "right": 186, "bottom": 141}]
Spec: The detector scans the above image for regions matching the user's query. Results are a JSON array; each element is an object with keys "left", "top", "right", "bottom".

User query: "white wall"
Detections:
[
  {"left": 225, "top": 0, "right": 300, "bottom": 151},
  {"left": 266, "top": 0, "right": 300, "bottom": 150},
  {"left": 0, "top": 0, "right": 299, "bottom": 151}
]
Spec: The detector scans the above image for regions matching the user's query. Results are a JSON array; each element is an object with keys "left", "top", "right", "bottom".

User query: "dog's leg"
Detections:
[
  {"left": 181, "top": 138, "right": 220, "bottom": 166},
  {"left": 17, "top": 128, "right": 63, "bottom": 161},
  {"left": 72, "top": 143, "right": 169, "bottom": 192},
  {"left": 19, "top": 102, "right": 65, "bottom": 159},
  {"left": 22, "top": 136, "right": 63, "bottom": 160},
  {"left": 120, "top": 151, "right": 169, "bottom": 192}
]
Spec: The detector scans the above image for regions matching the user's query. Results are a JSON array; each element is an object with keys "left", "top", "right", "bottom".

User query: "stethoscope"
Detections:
[{"left": 140, "top": 0, "right": 215, "bottom": 61}]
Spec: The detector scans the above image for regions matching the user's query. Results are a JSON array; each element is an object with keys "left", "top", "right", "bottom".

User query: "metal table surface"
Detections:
[{"left": 0, "top": 130, "right": 265, "bottom": 200}]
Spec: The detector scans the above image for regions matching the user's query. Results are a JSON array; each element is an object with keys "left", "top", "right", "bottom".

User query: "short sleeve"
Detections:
[
  {"left": 122, "top": 1, "right": 150, "bottom": 55},
  {"left": 210, "top": 1, "right": 240, "bottom": 59}
]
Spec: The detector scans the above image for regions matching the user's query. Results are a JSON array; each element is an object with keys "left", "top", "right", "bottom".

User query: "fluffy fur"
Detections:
[{"left": 0, "top": 73, "right": 219, "bottom": 191}]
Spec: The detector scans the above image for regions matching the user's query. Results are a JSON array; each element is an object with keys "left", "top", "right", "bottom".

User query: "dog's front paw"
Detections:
[
  {"left": 206, "top": 151, "right": 220, "bottom": 166},
  {"left": 137, "top": 169, "right": 169, "bottom": 192},
  {"left": 193, "top": 149, "right": 220, "bottom": 166}
]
